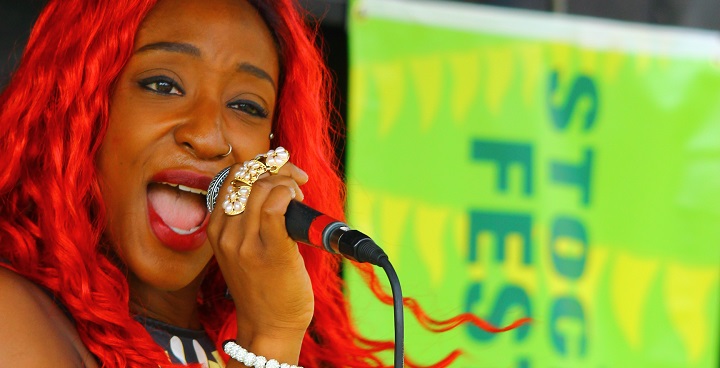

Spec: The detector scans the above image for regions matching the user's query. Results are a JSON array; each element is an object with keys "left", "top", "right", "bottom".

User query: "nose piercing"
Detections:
[{"left": 220, "top": 143, "right": 232, "bottom": 157}]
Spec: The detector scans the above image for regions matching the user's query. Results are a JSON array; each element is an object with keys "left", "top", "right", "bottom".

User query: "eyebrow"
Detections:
[
  {"left": 135, "top": 41, "right": 276, "bottom": 91},
  {"left": 135, "top": 41, "right": 201, "bottom": 57},
  {"left": 237, "top": 62, "right": 276, "bottom": 91}
]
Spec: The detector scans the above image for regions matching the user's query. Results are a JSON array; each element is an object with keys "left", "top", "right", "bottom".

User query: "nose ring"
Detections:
[{"left": 220, "top": 143, "right": 232, "bottom": 157}]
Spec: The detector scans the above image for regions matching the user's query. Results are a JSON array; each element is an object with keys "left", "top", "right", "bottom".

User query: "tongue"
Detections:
[{"left": 147, "top": 183, "right": 206, "bottom": 230}]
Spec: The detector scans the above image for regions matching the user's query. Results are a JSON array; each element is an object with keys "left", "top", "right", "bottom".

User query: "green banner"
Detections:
[{"left": 345, "top": 1, "right": 720, "bottom": 367}]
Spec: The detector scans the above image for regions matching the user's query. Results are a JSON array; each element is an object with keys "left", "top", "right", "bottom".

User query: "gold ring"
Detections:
[
  {"left": 233, "top": 159, "right": 268, "bottom": 186},
  {"left": 263, "top": 146, "right": 290, "bottom": 174},
  {"left": 220, "top": 147, "right": 289, "bottom": 216},
  {"left": 222, "top": 184, "right": 252, "bottom": 216}
]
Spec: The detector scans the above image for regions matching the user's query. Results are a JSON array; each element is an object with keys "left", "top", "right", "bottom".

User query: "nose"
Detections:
[{"left": 173, "top": 96, "right": 230, "bottom": 160}]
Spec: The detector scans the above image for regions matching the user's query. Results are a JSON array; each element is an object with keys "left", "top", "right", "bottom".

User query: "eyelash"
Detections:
[
  {"left": 138, "top": 76, "right": 269, "bottom": 118},
  {"left": 138, "top": 76, "right": 184, "bottom": 96},
  {"left": 227, "top": 100, "right": 269, "bottom": 118}
]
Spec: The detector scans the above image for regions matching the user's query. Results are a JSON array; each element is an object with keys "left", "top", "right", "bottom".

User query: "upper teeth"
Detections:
[{"left": 161, "top": 182, "right": 208, "bottom": 196}]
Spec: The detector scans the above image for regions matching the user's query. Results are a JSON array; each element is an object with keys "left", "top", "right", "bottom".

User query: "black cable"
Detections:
[
  {"left": 333, "top": 230, "right": 404, "bottom": 366},
  {"left": 379, "top": 257, "right": 404, "bottom": 368}
]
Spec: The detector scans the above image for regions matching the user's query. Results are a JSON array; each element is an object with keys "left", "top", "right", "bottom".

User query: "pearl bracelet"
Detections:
[{"left": 223, "top": 340, "right": 303, "bottom": 368}]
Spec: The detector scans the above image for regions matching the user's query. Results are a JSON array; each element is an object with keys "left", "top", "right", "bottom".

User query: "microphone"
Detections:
[{"left": 206, "top": 167, "right": 388, "bottom": 266}]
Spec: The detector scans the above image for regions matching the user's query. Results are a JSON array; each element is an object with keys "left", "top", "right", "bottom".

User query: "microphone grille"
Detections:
[{"left": 206, "top": 166, "right": 231, "bottom": 213}]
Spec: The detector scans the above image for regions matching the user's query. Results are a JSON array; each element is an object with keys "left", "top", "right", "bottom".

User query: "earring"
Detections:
[
  {"left": 220, "top": 143, "right": 232, "bottom": 157},
  {"left": 269, "top": 132, "right": 275, "bottom": 140}
]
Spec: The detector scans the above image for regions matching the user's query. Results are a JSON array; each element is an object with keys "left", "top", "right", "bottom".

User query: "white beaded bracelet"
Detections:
[{"left": 223, "top": 340, "right": 303, "bottom": 368}]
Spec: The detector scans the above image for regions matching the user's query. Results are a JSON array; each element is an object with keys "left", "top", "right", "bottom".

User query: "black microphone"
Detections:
[{"left": 206, "top": 167, "right": 388, "bottom": 265}]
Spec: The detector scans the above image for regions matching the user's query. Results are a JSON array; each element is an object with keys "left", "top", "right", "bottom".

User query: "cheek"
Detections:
[
  {"left": 97, "top": 140, "right": 149, "bottom": 266},
  {"left": 104, "top": 85, "right": 159, "bottom": 161},
  {"left": 97, "top": 111, "right": 150, "bottom": 245},
  {"left": 97, "top": 140, "right": 133, "bottom": 241},
  {"left": 227, "top": 126, "right": 273, "bottom": 158},
  {"left": 101, "top": 95, "right": 162, "bottom": 175},
  {"left": 97, "top": 126, "right": 133, "bottom": 198}
]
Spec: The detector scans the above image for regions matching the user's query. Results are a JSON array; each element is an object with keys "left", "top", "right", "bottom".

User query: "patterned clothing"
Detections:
[{"left": 135, "top": 315, "right": 226, "bottom": 368}]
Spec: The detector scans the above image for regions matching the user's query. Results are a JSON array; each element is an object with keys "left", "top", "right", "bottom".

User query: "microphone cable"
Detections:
[
  {"left": 378, "top": 256, "right": 404, "bottom": 368},
  {"left": 328, "top": 228, "right": 404, "bottom": 367}
]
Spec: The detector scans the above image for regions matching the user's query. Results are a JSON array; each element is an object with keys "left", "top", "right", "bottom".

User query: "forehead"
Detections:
[{"left": 135, "top": 0, "right": 279, "bottom": 77}]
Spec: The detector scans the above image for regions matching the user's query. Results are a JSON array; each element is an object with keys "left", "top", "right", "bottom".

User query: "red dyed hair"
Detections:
[{"left": 0, "top": 0, "right": 525, "bottom": 367}]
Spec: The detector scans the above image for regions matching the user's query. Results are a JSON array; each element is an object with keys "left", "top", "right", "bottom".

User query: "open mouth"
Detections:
[{"left": 146, "top": 181, "right": 210, "bottom": 251}]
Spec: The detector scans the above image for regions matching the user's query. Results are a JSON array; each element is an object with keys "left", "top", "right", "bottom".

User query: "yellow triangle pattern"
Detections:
[
  {"left": 448, "top": 51, "right": 482, "bottom": 125},
  {"left": 414, "top": 204, "right": 450, "bottom": 288},
  {"left": 549, "top": 43, "right": 573, "bottom": 76},
  {"left": 519, "top": 45, "right": 543, "bottom": 107},
  {"left": 609, "top": 252, "right": 660, "bottom": 349},
  {"left": 346, "top": 183, "right": 377, "bottom": 237},
  {"left": 377, "top": 196, "right": 412, "bottom": 268},
  {"left": 601, "top": 50, "right": 626, "bottom": 83},
  {"left": 348, "top": 65, "right": 369, "bottom": 131},
  {"left": 580, "top": 48, "right": 598, "bottom": 75},
  {"left": 664, "top": 263, "right": 719, "bottom": 362},
  {"left": 371, "top": 62, "right": 406, "bottom": 138},
  {"left": 409, "top": 56, "right": 444, "bottom": 132},
  {"left": 485, "top": 48, "right": 515, "bottom": 116}
]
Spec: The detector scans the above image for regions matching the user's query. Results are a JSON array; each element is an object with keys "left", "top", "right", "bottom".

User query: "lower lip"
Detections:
[{"left": 147, "top": 201, "right": 209, "bottom": 252}]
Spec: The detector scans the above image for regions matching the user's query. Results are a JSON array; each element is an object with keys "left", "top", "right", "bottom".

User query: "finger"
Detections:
[
  {"left": 243, "top": 175, "right": 303, "bottom": 220},
  {"left": 270, "top": 162, "right": 309, "bottom": 186},
  {"left": 258, "top": 184, "right": 301, "bottom": 258},
  {"left": 256, "top": 165, "right": 305, "bottom": 201},
  {"left": 227, "top": 176, "right": 301, "bottom": 262}
]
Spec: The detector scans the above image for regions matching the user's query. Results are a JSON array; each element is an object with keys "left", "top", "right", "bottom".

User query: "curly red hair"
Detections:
[{"left": 0, "top": 1, "right": 523, "bottom": 366}]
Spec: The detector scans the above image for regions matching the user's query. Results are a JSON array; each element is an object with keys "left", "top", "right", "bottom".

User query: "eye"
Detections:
[
  {"left": 227, "top": 100, "right": 269, "bottom": 118},
  {"left": 138, "top": 76, "right": 184, "bottom": 96}
]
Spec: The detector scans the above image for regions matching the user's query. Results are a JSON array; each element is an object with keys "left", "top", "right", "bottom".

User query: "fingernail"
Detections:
[
  {"left": 298, "top": 167, "right": 308, "bottom": 180},
  {"left": 289, "top": 187, "right": 296, "bottom": 199}
]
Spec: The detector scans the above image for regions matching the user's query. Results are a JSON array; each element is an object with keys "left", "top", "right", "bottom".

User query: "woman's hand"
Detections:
[{"left": 206, "top": 156, "right": 312, "bottom": 364}]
